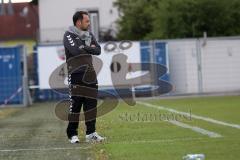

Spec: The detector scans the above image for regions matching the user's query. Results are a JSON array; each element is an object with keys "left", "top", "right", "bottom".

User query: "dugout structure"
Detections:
[{"left": 0, "top": 45, "right": 31, "bottom": 107}]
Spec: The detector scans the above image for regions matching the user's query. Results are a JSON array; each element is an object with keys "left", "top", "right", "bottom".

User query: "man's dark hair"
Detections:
[{"left": 73, "top": 11, "right": 89, "bottom": 26}]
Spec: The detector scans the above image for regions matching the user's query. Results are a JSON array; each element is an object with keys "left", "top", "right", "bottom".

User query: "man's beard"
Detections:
[{"left": 81, "top": 27, "right": 89, "bottom": 31}]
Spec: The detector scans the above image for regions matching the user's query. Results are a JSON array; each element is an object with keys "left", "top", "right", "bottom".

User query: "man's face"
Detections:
[{"left": 77, "top": 14, "right": 90, "bottom": 31}]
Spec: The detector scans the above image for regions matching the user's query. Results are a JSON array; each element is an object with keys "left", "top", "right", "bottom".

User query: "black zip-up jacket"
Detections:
[{"left": 63, "top": 30, "right": 101, "bottom": 74}]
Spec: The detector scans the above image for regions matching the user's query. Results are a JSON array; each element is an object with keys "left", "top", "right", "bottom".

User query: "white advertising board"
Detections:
[{"left": 37, "top": 42, "right": 141, "bottom": 89}]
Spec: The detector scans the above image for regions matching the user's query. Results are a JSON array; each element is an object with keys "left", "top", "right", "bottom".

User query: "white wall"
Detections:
[
  {"left": 39, "top": 0, "right": 119, "bottom": 42},
  {"left": 168, "top": 40, "right": 199, "bottom": 94},
  {"left": 201, "top": 39, "right": 240, "bottom": 92},
  {"left": 167, "top": 38, "right": 240, "bottom": 95}
]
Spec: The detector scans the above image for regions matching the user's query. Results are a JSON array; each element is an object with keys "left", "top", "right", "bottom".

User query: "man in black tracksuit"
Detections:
[{"left": 63, "top": 11, "right": 105, "bottom": 143}]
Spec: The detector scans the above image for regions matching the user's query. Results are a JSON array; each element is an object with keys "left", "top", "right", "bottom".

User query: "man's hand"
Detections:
[{"left": 91, "top": 44, "right": 96, "bottom": 48}]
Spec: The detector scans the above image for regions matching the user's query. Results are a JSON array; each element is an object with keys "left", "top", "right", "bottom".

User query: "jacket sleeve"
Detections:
[
  {"left": 63, "top": 32, "right": 88, "bottom": 56},
  {"left": 83, "top": 33, "right": 101, "bottom": 55}
]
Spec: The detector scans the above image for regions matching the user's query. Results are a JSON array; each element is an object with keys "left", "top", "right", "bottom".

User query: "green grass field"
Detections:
[{"left": 0, "top": 96, "right": 240, "bottom": 160}]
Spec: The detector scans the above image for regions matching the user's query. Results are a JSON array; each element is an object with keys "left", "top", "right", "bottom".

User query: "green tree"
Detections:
[
  {"left": 115, "top": 0, "right": 240, "bottom": 40},
  {"left": 114, "top": 0, "right": 158, "bottom": 40}
]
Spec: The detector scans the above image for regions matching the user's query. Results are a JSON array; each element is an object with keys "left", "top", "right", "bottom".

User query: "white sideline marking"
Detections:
[
  {"left": 137, "top": 101, "right": 223, "bottom": 138},
  {"left": 0, "top": 138, "right": 205, "bottom": 152},
  {"left": 138, "top": 101, "right": 240, "bottom": 129},
  {"left": 110, "top": 137, "right": 206, "bottom": 144},
  {"left": 168, "top": 120, "right": 222, "bottom": 138},
  {"left": 0, "top": 146, "right": 91, "bottom": 152}
]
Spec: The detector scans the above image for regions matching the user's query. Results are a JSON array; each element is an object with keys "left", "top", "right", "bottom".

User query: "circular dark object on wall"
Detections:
[
  {"left": 104, "top": 41, "right": 117, "bottom": 52},
  {"left": 110, "top": 61, "right": 121, "bottom": 73},
  {"left": 119, "top": 40, "right": 133, "bottom": 50}
]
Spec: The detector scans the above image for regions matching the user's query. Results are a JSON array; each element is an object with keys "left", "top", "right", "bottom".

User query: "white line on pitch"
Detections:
[
  {"left": 110, "top": 137, "right": 206, "bottom": 144},
  {"left": 0, "top": 146, "right": 91, "bottom": 152},
  {"left": 137, "top": 101, "right": 240, "bottom": 129},
  {"left": 168, "top": 120, "right": 222, "bottom": 138}
]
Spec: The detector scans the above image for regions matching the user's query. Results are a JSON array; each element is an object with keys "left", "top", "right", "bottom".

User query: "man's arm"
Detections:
[
  {"left": 83, "top": 33, "right": 101, "bottom": 55},
  {"left": 63, "top": 33, "right": 88, "bottom": 56}
]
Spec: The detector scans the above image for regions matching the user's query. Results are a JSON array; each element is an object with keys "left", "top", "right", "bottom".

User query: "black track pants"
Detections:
[{"left": 66, "top": 72, "right": 98, "bottom": 138}]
